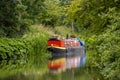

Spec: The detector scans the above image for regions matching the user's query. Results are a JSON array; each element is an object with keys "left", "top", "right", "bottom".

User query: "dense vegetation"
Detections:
[
  {"left": 0, "top": 25, "right": 51, "bottom": 78},
  {"left": 0, "top": 0, "right": 120, "bottom": 80},
  {"left": 73, "top": 0, "right": 120, "bottom": 80}
]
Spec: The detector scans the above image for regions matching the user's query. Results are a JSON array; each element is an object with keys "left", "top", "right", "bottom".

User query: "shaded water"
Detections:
[
  {"left": 0, "top": 59, "right": 47, "bottom": 80},
  {"left": 0, "top": 55, "right": 99, "bottom": 80}
]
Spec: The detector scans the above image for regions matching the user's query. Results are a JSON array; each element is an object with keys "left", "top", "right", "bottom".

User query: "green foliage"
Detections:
[
  {"left": 0, "top": 38, "right": 32, "bottom": 60},
  {"left": 22, "top": 0, "right": 45, "bottom": 23},
  {"left": 54, "top": 26, "right": 73, "bottom": 36},
  {"left": 85, "top": 8, "right": 120, "bottom": 80},
  {"left": 59, "top": 0, "right": 72, "bottom": 5},
  {"left": 0, "top": 0, "right": 31, "bottom": 37},
  {"left": 0, "top": 25, "right": 51, "bottom": 79},
  {"left": 30, "top": 35, "right": 50, "bottom": 67},
  {"left": 65, "top": 0, "right": 120, "bottom": 34},
  {"left": 0, "top": 25, "right": 51, "bottom": 61},
  {"left": 0, "top": 0, "right": 120, "bottom": 79},
  {"left": 40, "top": 0, "right": 63, "bottom": 27},
  {"left": 0, "top": 0, "right": 72, "bottom": 37},
  {"left": 0, "top": 0, "right": 45, "bottom": 38},
  {"left": 64, "top": 0, "right": 120, "bottom": 79}
]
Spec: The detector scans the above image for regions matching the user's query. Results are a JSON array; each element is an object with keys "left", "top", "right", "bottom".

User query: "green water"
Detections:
[
  {"left": 0, "top": 60, "right": 99, "bottom": 80},
  {"left": 0, "top": 59, "right": 47, "bottom": 80},
  {"left": 0, "top": 58, "right": 100, "bottom": 80}
]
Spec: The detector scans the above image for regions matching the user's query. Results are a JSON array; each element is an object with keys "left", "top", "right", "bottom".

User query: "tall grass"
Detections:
[
  {"left": 23, "top": 24, "right": 54, "bottom": 39},
  {"left": 54, "top": 26, "right": 73, "bottom": 36}
]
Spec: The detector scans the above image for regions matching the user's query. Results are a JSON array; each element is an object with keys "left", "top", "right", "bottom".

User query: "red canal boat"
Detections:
[{"left": 47, "top": 36, "right": 85, "bottom": 57}]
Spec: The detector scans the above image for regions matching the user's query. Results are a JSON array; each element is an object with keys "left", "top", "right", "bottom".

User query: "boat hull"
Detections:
[{"left": 47, "top": 46, "right": 85, "bottom": 57}]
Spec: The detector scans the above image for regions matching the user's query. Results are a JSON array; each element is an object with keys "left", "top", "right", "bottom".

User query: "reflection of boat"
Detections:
[
  {"left": 47, "top": 37, "right": 85, "bottom": 57},
  {"left": 66, "top": 55, "right": 86, "bottom": 69},
  {"left": 66, "top": 56, "right": 81, "bottom": 69},
  {"left": 48, "top": 55, "right": 86, "bottom": 71},
  {"left": 48, "top": 57, "right": 66, "bottom": 72},
  {"left": 48, "top": 57, "right": 66, "bottom": 69}
]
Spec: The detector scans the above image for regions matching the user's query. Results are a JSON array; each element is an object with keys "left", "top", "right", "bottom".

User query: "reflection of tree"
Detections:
[
  {"left": 41, "top": 72, "right": 61, "bottom": 80},
  {"left": 61, "top": 69, "right": 75, "bottom": 80},
  {"left": 0, "top": 60, "right": 27, "bottom": 79},
  {"left": 41, "top": 70, "right": 75, "bottom": 80}
]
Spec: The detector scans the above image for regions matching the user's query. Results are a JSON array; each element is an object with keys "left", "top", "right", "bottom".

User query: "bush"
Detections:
[{"left": 86, "top": 8, "right": 120, "bottom": 80}]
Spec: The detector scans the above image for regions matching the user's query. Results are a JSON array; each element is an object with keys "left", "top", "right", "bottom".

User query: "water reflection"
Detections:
[
  {"left": 0, "top": 59, "right": 48, "bottom": 80},
  {"left": 0, "top": 60, "right": 27, "bottom": 80},
  {"left": 46, "top": 51, "right": 86, "bottom": 80},
  {"left": 0, "top": 52, "right": 86, "bottom": 80},
  {"left": 48, "top": 53, "right": 86, "bottom": 73}
]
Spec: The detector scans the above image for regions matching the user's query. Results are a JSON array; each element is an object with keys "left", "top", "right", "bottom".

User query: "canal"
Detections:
[{"left": 0, "top": 52, "right": 96, "bottom": 80}]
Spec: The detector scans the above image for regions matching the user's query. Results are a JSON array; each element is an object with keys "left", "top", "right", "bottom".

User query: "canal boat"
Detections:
[{"left": 47, "top": 36, "right": 85, "bottom": 57}]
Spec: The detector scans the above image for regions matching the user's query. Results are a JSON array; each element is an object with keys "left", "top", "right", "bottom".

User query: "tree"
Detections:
[
  {"left": 0, "top": 0, "right": 28, "bottom": 37},
  {"left": 59, "top": 0, "right": 72, "bottom": 5},
  {"left": 22, "top": 0, "right": 45, "bottom": 23},
  {"left": 0, "top": 0, "right": 45, "bottom": 37},
  {"left": 40, "top": 0, "right": 63, "bottom": 27}
]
